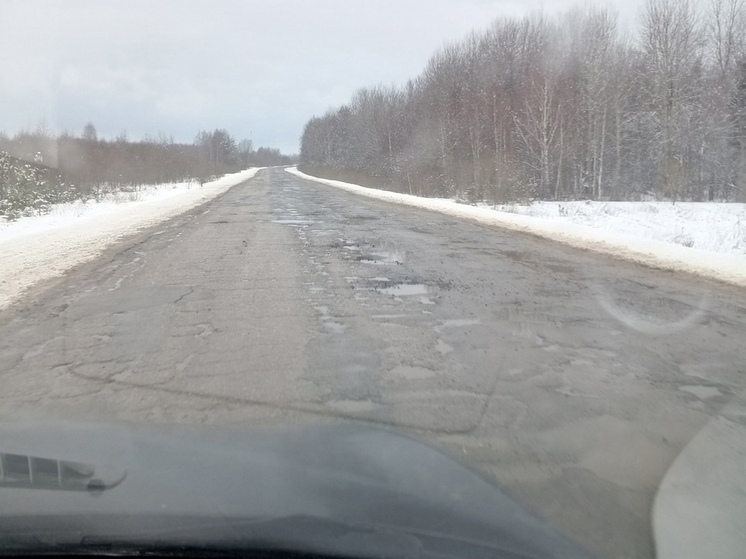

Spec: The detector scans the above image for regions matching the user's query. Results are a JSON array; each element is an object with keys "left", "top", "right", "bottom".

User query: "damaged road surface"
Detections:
[{"left": 1, "top": 167, "right": 745, "bottom": 559}]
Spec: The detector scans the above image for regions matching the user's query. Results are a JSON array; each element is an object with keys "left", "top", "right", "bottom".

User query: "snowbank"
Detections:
[
  {"left": 287, "top": 167, "right": 746, "bottom": 287},
  {"left": 488, "top": 200, "right": 746, "bottom": 256},
  {"left": 0, "top": 168, "right": 262, "bottom": 310}
]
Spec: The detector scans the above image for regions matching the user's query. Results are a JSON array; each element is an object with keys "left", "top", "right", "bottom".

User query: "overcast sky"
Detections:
[{"left": 2, "top": 0, "right": 644, "bottom": 154}]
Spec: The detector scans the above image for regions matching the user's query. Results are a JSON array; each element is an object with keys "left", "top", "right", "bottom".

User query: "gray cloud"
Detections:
[{"left": 1, "top": 0, "right": 642, "bottom": 153}]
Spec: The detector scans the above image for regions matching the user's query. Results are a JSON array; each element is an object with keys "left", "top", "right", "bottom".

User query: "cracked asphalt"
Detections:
[{"left": 2, "top": 167, "right": 746, "bottom": 559}]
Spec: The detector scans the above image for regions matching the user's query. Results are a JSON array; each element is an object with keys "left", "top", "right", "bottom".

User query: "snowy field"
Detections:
[
  {"left": 0, "top": 168, "right": 261, "bottom": 310},
  {"left": 490, "top": 200, "right": 746, "bottom": 256},
  {"left": 287, "top": 167, "right": 746, "bottom": 287}
]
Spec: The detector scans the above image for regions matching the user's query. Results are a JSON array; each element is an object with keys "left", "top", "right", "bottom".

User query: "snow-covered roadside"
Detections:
[
  {"left": 287, "top": 167, "right": 746, "bottom": 287},
  {"left": 487, "top": 200, "right": 746, "bottom": 256},
  {"left": 0, "top": 168, "right": 262, "bottom": 310}
]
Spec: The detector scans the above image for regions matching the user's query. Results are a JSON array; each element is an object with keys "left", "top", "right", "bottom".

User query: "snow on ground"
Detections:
[
  {"left": 0, "top": 168, "right": 262, "bottom": 310},
  {"left": 287, "top": 167, "right": 746, "bottom": 287},
  {"left": 488, "top": 200, "right": 746, "bottom": 256}
]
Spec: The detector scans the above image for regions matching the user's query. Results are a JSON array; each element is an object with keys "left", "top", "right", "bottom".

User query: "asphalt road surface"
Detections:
[{"left": 2, "top": 167, "right": 745, "bottom": 559}]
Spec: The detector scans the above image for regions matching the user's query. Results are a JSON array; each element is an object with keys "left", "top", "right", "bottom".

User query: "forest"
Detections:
[
  {"left": 300, "top": 0, "right": 746, "bottom": 203},
  {"left": 0, "top": 125, "right": 294, "bottom": 219}
]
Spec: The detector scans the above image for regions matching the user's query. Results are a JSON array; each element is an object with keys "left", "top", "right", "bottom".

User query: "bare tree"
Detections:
[
  {"left": 640, "top": 0, "right": 702, "bottom": 200},
  {"left": 82, "top": 123, "right": 98, "bottom": 142},
  {"left": 299, "top": 1, "right": 746, "bottom": 203},
  {"left": 709, "top": 0, "right": 745, "bottom": 79}
]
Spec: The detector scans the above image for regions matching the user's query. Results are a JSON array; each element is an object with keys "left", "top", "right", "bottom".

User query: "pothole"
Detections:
[
  {"left": 377, "top": 283, "right": 429, "bottom": 296},
  {"left": 347, "top": 215, "right": 380, "bottom": 223},
  {"left": 323, "top": 321, "right": 347, "bottom": 334},
  {"left": 272, "top": 219, "right": 315, "bottom": 225},
  {"left": 358, "top": 250, "right": 405, "bottom": 265}
]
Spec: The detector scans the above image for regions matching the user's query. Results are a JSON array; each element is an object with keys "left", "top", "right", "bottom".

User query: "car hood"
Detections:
[{"left": 0, "top": 421, "right": 595, "bottom": 559}]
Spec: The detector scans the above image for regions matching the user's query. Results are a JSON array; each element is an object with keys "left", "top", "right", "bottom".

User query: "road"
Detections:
[{"left": 1, "top": 167, "right": 745, "bottom": 559}]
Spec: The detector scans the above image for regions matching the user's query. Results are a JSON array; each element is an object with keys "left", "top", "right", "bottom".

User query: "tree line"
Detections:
[
  {"left": 300, "top": 0, "right": 746, "bottom": 203},
  {"left": 0, "top": 124, "right": 294, "bottom": 219}
]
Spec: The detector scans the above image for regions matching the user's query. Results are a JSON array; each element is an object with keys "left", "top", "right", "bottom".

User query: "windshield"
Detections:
[{"left": 1, "top": 2, "right": 745, "bottom": 559}]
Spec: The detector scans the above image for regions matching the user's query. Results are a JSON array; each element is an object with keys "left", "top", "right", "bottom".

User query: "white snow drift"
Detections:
[
  {"left": 286, "top": 167, "right": 746, "bottom": 287},
  {"left": 0, "top": 168, "right": 261, "bottom": 310}
]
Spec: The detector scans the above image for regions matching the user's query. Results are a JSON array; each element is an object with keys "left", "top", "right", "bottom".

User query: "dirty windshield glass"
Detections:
[{"left": 1, "top": 2, "right": 745, "bottom": 559}]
